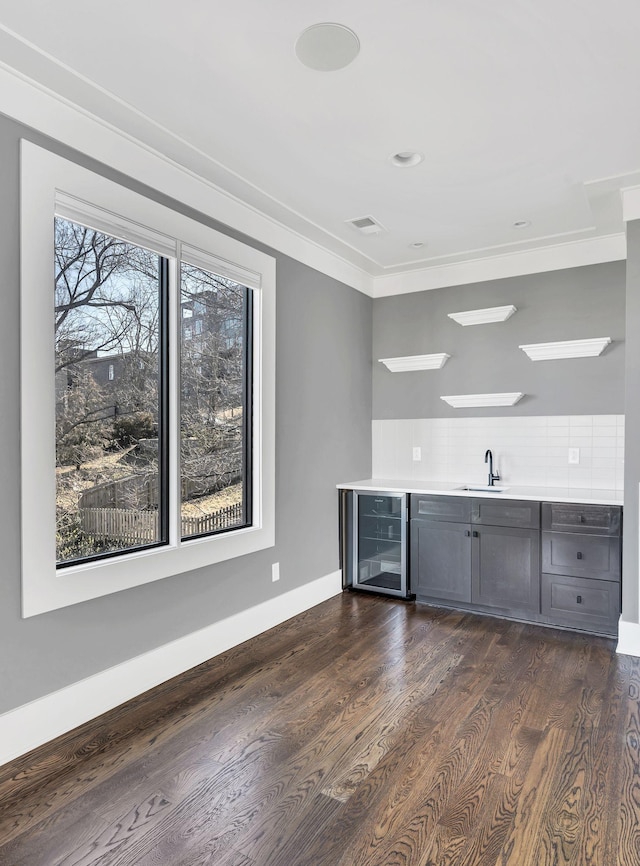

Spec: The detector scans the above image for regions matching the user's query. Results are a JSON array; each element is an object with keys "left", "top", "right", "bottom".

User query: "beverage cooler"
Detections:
[{"left": 341, "top": 490, "right": 411, "bottom": 599}]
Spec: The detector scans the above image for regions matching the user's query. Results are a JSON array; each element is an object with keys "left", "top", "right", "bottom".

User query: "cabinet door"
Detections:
[
  {"left": 411, "top": 519, "right": 472, "bottom": 603},
  {"left": 472, "top": 526, "right": 540, "bottom": 614}
]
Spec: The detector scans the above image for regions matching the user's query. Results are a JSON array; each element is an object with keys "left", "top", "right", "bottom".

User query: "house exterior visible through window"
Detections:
[
  {"left": 54, "top": 216, "right": 252, "bottom": 567},
  {"left": 21, "top": 142, "right": 275, "bottom": 616}
]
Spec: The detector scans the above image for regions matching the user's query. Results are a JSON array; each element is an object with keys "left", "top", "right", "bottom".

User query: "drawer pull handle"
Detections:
[
  {"left": 577, "top": 552, "right": 583, "bottom": 560},
  {"left": 465, "top": 530, "right": 471, "bottom": 537},
  {"left": 577, "top": 595, "right": 583, "bottom": 604},
  {"left": 472, "top": 531, "right": 479, "bottom": 538}
]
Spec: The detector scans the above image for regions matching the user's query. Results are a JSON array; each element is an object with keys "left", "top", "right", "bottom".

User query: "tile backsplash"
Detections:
[{"left": 372, "top": 415, "right": 625, "bottom": 490}]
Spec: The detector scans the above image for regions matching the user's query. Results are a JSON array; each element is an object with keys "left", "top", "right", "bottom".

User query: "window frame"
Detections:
[{"left": 20, "top": 141, "right": 276, "bottom": 617}]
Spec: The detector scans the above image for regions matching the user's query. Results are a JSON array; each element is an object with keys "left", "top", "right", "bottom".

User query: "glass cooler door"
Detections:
[{"left": 352, "top": 492, "right": 407, "bottom": 597}]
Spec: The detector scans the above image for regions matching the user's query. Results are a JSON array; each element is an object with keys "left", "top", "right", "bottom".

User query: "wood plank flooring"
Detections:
[{"left": 0, "top": 592, "right": 639, "bottom": 865}]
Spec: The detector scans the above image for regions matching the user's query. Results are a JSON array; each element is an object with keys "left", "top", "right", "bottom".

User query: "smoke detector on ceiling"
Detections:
[{"left": 346, "top": 215, "right": 385, "bottom": 235}]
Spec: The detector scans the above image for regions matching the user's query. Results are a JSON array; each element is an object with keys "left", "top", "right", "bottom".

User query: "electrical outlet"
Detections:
[
  {"left": 412, "top": 447, "right": 422, "bottom": 461},
  {"left": 272, "top": 562, "right": 280, "bottom": 582},
  {"left": 568, "top": 448, "right": 580, "bottom": 465}
]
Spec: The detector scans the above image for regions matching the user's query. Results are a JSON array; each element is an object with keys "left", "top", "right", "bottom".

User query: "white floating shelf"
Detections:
[
  {"left": 440, "top": 392, "right": 524, "bottom": 408},
  {"left": 379, "top": 353, "right": 450, "bottom": 372},
  {"left": 448, "top": 305, "right": 517, "bottom": 326},
  {"left": 519, "top": 337, "right": 612, "bottom": 361}
]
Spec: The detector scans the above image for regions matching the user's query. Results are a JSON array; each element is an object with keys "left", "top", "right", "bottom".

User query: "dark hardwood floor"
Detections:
[{"left": 0, "top": 591, "right": 639, "bottom": 865}]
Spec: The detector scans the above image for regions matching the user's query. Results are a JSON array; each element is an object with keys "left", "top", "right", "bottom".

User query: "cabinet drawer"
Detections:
[
  {"left": 472, "top": 498, "right": 540, "bottom": 529},
  {"left": 541, "top": 573, "right": 620, "bottom": 635},
  {"left": 542, "top": 532, "right": 621, "bottom": 581},
  {"left": 541, "top": 502, "right": 621, "bottom": 536},
  {"left": 410, "top": 494, "right": 471, "bottom": 523}
]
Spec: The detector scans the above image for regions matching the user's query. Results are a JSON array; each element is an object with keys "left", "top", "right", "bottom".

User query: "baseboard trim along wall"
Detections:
[
  {"left": 617, "top": 619, "right": 640, "bottom": 657},
  {"left": 0, "top": 571, "right": 343, "bottom": 768}
]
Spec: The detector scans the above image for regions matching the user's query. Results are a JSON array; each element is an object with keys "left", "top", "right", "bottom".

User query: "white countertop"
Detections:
[{"left": 337, "top": 478, "right": 624, "bottom": 506}]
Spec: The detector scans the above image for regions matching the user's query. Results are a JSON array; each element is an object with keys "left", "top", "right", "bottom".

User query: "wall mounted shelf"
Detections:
[
  {"left": 379, "top": 353, "right": 450, "bottom": 372},
  {"left": 440, "top": 392, "right": 524, "bottom": 408},
  {"left": 447, "top": 305, "right": 517, "bottom": 326},
  {"left": 519, "top": 337, "right": 612, "bottom": 361}
]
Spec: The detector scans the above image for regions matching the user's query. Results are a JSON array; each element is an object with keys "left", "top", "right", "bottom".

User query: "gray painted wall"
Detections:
[
  {"left": 373, "top": 265, "right": 626, "bottom": 419},
  {"left": 623, "top": 219, "right": 640, "bottom": 625},
  {"left": 0, "top": 115, "right": 372, "bottom": 714}
]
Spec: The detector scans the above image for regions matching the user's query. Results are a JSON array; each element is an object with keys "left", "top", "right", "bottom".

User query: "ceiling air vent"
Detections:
[{"left": 346, "top": 215, "right": 385, "bottom": 235}]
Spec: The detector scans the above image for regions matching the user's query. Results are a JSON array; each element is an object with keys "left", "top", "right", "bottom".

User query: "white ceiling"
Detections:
[{"left": 1, "top": 0, "right": 639, "bottom": 281}]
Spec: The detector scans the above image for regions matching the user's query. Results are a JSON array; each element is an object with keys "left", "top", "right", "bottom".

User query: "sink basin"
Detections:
[{"left": 457, "top": 485, "right": 510, "bottom": 493}]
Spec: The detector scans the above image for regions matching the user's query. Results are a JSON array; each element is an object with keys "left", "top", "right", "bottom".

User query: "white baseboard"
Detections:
[
  {"left": 0, "top": 571, "right": 342, "bottom": 768},
  {"left": 617, "top": 619, "right": 640, "bottom": 657}
]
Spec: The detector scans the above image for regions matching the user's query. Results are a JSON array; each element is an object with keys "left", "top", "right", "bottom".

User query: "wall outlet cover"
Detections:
[
  {"left": 568, "top": 448, "right": 580, "bottom": 465},
  {"left": 272, "top": 562, "right": 280, "bottom": 582},
  {"left": 412, "top": 447, "right": 422, "bottom": 461}
]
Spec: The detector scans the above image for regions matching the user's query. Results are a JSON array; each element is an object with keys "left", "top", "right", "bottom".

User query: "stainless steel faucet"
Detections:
[{"left": 485, "top": 449, "right": 501, "bottom": 486}]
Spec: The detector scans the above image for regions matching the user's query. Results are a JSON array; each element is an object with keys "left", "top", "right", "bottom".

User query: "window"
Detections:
[
  {"left": 21, "top": 142, "right": 275, "bottom": 616},
  {"left": 180, "top": 263, "right": 251, "bottom": 541},
  {"left": 54, "top": 217, "right": 167, "bottom": 566}
]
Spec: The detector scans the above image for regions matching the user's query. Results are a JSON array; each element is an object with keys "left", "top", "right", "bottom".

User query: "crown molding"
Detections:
[
  {"left": 519, "top": 337, "right": 612, "bottom": 361},
  {"left": 0, "top": 60, "right": 375, "bottom": 296},
  {"left": 379, "top": 353, "right": 450, "bottom": 372},
  {"left": 622, "top": 185, "right": 640, "bottom": 223},
  {"left": 0, "top": 52, "right": 629, "bottom": 297},
  {"left": 372, "top": 233, "right": 626, "bottom": 297}
]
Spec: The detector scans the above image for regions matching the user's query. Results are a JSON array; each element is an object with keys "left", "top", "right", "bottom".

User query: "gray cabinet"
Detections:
[
  {"left": 541, "top": 574, "right": 620, "bottom": 634},
  {"left": 472, "top": 524, "right": 540, "bottom": 613},
  {"left": 411, "top": 519, "right": 472, "bottom": 603},
  {"left": 342, "top": 489, "right": 622, "bottom": 637},
  {"left": 541, "top": 533, "right": 621, "bottom": 581},
  {"left": 540, "top": 501, "right": 621, "bottom": 636},
  {"left": 411, "top": 494, "right": 471, "bottom": 524},
  {"left": 472, "top": 498, "right": 540, "bottom": 530},
  {"left": 411, "top": 495, "right": 472, "bottom": 606},
  {"left": 541, "top": 501, "right": 620, "bottom": 535},
  {"left": 411, "top": 495, "right": 540, "bottom": 615}
]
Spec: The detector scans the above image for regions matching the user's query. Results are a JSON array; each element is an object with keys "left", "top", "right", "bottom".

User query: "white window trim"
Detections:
[{"left": 20, "top": 141, "right": 276, "bottom": 617}]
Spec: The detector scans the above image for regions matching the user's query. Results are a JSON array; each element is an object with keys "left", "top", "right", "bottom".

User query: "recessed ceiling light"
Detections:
[
  {"left": 513, "top": 220, "right": 531, "bottom": 229},
  {"left": 390, "top": 151, "right": 424, "bottom": 168},
  {"left": 409, "top": 241, "right": 426, "bottom": 249},
  {"left": 295, "top": 23, "right": 360, "bottom": 71}
]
